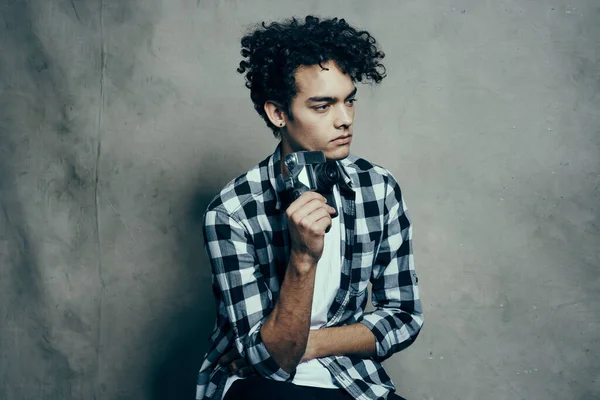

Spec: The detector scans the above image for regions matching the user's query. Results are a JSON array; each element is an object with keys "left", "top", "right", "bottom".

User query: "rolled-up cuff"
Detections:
[
  {"left": 359, "top": 312, "right": 394, "bottom": 359},
  {"left": 244, "top": 323, "right": 294, "bottom": 381}
]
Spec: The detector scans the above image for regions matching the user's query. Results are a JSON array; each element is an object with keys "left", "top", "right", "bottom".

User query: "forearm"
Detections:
[
  {"left": 260, "top": 252, "right": 317, "bottom": 372},
  {"left": 302, "top": 323, "right": 377, "bottom": 362}
]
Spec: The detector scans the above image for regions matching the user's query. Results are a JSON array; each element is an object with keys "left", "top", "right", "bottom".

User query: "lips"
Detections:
[{"left": 332, "top": 134, "right": 352, "bottom": 142}]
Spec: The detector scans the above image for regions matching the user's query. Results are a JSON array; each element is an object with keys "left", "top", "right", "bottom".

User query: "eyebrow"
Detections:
[{"left": 306, "top": 86, "right": 358, "bottom": 103}]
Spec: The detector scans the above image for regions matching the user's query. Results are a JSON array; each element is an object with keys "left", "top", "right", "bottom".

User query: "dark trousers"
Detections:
[{"left": 223, "top": 376, "right": 407, "bottom": 400}]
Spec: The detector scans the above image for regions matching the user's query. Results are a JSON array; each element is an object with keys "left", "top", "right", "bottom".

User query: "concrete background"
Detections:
[{"left": 0, "top": 1, "right": 598, "bottom": 399}]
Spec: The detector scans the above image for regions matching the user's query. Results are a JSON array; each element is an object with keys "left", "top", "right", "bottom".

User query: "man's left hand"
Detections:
[{"left": 218, "top": 347, "right": 254, "bottom": 377}]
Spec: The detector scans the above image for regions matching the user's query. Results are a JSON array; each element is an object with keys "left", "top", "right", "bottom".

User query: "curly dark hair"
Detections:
[{"left": 237, "top": 15, "right": 386, "bottom": 138}]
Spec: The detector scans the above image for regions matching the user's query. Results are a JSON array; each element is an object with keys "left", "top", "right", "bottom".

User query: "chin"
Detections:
[{"left": 325, "top": 146, "right": 351, "bottom": 161}]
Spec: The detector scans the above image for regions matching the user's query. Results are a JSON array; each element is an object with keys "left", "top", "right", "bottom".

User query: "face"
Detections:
[{"left": 275, "top": 60, "right": 357, "bottom": 163}]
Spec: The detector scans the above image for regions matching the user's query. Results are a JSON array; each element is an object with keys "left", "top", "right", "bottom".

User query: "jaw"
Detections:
[
  {"left": 280, "top": 127, "right": 353, "bottom": 159},
  {"left": 324, "top": 143, "right": 352, "bottom": 161}
]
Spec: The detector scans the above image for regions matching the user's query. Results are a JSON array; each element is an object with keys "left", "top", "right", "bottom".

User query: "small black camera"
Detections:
[{"left": 283, "top": 151, "right": 340, "bottom": 219}]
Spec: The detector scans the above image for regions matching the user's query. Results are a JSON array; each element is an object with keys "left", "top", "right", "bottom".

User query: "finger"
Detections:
[
  {"left": 229, "top": 359, "right": 247, "bottom": 371},
  {"left": 295, "top": 208, "right": 331, "bottom": 234},
  {"left": 286, "top": 193, "right": 325, "bottom": 219},
  {"left": 286, "top": 191, "right": 326, "bottom": 216},
  {"left": 218, "top": 348, "right": 239, "bottom": 366},
  {"left": 218, "top": 350, "right": 234, "bottom": 366},
  {"left": 301, "top": 206, "right": 332, "bottom": 226},
  {"left": 315, "top": 219, "right": 333, "bottom": 235},
  {"left": 288, "top": 198, "right": 329, "bottom": 224},
  {"left": 237, "top": 366, "right": 255, "bottom": 378},
  {"left": 302, "top": 209, "right": 332, "bottom": 235}
]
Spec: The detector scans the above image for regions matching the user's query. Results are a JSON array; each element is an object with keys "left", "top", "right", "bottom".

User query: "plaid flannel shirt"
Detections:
[{"left": 196, "top": 143, "right": 423, "bottom": 400}]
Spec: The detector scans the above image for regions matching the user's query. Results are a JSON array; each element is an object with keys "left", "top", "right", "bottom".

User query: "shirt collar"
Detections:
[{"left": 268, "top": 142, "right": 354, "bottom": 210}]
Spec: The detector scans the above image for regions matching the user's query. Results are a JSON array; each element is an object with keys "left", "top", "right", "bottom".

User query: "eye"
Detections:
[
  {"left": 346, "top": 98, "right": 358, "bottom": 106},
  {"left": 313, "top": 104, "right": 330, "bottom": 111}
]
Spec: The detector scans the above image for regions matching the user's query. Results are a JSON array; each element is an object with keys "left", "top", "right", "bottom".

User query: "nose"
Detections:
[{"left": 334, "top": 104, "right": 353, "bottom": 129}]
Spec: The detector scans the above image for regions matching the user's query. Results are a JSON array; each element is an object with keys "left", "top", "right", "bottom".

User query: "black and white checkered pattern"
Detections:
[{"left": 196, "top": 144, "right": 423, "bottom": 400}]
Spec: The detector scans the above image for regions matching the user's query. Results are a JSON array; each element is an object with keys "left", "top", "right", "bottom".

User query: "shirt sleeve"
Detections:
[
  {"left": 203, "top": 208, "right": 292, "bottom": 381},
  {"left": 359, "top": 173, "right": 424, "bottom": 362}
]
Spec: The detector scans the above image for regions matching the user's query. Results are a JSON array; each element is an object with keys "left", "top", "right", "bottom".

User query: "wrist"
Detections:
[
  {"left": 302, "top": 330, "right": 320, "bottom": 362},
  {"left": 289, "top": 250, "right": 318, "bottom": 273}
]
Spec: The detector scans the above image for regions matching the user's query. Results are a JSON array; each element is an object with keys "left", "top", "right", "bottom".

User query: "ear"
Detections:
[{"left": 264, "top": 101, "right": 287, "bottom": 128}]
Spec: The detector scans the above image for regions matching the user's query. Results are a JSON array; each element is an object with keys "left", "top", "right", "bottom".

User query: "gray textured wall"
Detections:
[{"left": 1, "top": 1, "right": 598, "bottom": 399}]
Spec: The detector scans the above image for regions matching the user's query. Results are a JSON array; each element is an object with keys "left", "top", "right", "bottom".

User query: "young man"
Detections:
[{"left": 196, "top": 16, "right": 423, "bottom": 400}]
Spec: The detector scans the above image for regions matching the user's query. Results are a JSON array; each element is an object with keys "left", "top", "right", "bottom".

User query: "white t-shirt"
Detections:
[
  {"left": 222, "top": 186, "right": 342, "bottom": 397},
  {"left": 292, "top": 185, "right": 342, "bottom": 388}
]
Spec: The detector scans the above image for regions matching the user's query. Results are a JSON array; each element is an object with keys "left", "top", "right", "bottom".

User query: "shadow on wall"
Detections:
[
  {"left": 151, "top": 188, "right": 220, "bottom": 400},
  {"left": 149, "top": 146, "right": 265, "bottom": 398}
]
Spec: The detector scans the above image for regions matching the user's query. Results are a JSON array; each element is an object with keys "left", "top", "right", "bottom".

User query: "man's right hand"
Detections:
[{"left": 285, "top": 191, "right": 336, "bottom": 268}]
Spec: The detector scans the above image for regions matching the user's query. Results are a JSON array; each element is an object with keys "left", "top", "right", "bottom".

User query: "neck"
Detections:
[{"left": 279, "top": 140, "right": 295, "bottom": 179}]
